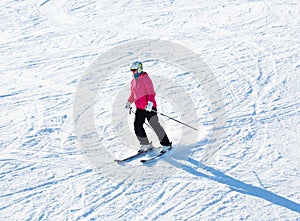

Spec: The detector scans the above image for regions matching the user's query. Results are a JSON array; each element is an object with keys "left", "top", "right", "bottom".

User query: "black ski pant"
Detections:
[{"left": 134, "top": 108, "right": 171, "bottom": 146}]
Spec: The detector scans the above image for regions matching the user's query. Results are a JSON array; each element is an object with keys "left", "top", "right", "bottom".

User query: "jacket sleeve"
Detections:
[
  {"left": 144, "top": 76, "right": 156, "bottom": 103},
  {"left": 128, "top": 80, "right": 134, "bottom": 103}
]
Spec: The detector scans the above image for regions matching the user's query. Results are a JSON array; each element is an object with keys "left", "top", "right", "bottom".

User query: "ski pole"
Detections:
[{"left": 152, "top": 110, "right": 198, "bottom": 131}]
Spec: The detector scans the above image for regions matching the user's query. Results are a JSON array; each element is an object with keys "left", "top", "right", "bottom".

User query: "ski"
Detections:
[
  {"left": 114, "top": 149, "right": 150, "bottom": 163},
  {"left": 140, "top": 147, "right": 172, "bottom": 163}
]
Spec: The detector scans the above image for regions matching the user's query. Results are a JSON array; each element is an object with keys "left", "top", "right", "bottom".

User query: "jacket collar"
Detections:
[{"left": 134, "top": 72, "right": 147, "bottom": 80}]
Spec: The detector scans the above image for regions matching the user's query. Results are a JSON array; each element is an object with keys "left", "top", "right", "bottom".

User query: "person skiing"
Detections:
[{"left": 125, "top": 61, "right": 172, "bottom": 153}]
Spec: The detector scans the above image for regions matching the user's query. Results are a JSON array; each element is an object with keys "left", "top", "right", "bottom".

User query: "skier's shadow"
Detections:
[{"left": 165, "top": 145, "right": 300, "bottom": 214}]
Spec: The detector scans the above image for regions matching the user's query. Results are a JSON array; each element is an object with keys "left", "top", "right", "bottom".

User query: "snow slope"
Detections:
[{"left": 0, "top": 0, "right": 299, "bottom": 220}]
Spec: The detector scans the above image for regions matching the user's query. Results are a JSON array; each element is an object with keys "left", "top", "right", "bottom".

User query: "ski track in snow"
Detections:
[{"left": 0, "top": 0, "right": 300, "bottom": 220}]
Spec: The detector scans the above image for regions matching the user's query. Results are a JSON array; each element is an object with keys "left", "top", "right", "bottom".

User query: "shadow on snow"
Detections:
[{"left": 165, "top": 143, "right": 300, "bottom": 214}]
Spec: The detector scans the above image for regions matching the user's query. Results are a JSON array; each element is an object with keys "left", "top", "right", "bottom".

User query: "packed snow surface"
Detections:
[{"left": 0, "top": 0, "right": 299, "bottom": 220}]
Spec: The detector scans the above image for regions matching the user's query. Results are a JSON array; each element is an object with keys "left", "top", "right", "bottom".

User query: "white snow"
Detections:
[{"left": 0, "top": 0, "right": 299, "bottom": 220}]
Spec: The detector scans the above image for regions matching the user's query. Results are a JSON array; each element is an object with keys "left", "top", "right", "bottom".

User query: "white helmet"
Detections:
[{"left": 130, "top": 61, "right": 143, "bottom": 73}]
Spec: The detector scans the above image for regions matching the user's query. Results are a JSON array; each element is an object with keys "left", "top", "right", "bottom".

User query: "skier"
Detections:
[{"left": 125, "top": 61, "right": 172, "bottom": 153}]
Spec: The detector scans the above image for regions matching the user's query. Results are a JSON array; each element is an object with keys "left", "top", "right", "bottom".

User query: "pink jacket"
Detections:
[{"left": 128, "top": 72, "right": 157, "bottom": 110}]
